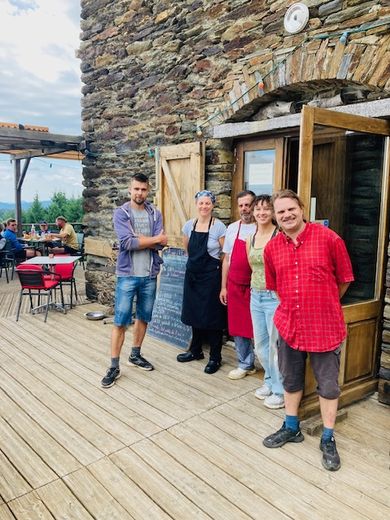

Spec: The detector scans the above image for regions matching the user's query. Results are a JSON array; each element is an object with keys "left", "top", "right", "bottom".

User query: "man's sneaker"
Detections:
[
  {"left": 127, "top": 355, "right": 154, "bottom": 371},
  {"left": 263, "top": 422, "right": 304, "bottom": 448},
  {"left": 228, "top": 367, "right": 257, "bottom": 380},
  {"left": 264, "top": 393, "right": 285, "bottom": 409},
  {"left": 101, "top": 367, "right": 121, "bottom": 388},
  {"left": 320, "top": 436, "right": 341, "bottom": 471},
  {"left": 255, "top": 384, "right": 272, "bottom": 400}
]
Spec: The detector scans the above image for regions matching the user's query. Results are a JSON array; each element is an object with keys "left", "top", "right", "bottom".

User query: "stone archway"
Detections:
[{"left": 201, "top": 31, "right": 390, "bottom": 130}]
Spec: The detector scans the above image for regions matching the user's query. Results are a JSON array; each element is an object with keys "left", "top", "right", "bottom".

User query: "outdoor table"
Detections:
[
  {"left": 23, "top": 255, "right": 81, "bottom": 266},
  {"left": 20, "top": 256, "right": 81, "bottom": 314},
  {"left": 19, "top": 237, "right": 57, "bottom": 255}
]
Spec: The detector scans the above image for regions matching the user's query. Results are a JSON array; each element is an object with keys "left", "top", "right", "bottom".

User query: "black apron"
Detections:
[{"left": 181, "top": 218, "right": 226, "bottom": 330}]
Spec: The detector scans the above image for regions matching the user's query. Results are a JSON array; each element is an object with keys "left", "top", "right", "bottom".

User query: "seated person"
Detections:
[
  {"left": 49, "top": 216, "right": 79, "bottom": 255},
  {"left": 2, "top": 218, "right": 39, "bottom": 261},
  {"left": 39, "top": 220, "right": 60, "bottom": 248},
  {"left": 39, "top": 221, "right": 53, "bottom": 235}
]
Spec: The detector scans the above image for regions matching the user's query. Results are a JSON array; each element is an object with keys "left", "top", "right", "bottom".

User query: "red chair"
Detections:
[
  {"left": 53, "top": 262, "right": 78, "bottom": 308},
  {"left": 16, "top": 265, "right": 63, "bottom": 322}
]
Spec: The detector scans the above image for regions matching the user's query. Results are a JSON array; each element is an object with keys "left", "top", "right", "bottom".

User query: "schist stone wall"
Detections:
[{"left": 78, "top": 0, "right": 390, "bottom": 399}]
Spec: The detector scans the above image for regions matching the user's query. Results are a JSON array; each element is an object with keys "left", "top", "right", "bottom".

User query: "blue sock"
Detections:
[
  {"left": 322, "top": 427, "right": 334, "bottom": 442},
  {"left": 131, "top": 346, "right": 141, "bottom": 357},
  {"left": 285, "top": 415, "right": 299, "bottom": 432},
  {"left": 111, "top": 357, "right": 119, "bottom": 369}
]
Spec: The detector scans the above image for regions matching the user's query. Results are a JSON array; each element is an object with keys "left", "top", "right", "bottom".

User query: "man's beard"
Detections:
[{"left": 240, "top": 213, "right": 253, "bottom": 223}]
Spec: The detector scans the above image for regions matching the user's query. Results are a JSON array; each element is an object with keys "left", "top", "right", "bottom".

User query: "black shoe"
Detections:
[
  {"left": 177, "top": 351, "right": 204, "bottom": 362},
  {"left": 263, "top": 422, "right": 304, "bottom": 448},
  {"left": 320, "top": 436, "right": 341, "bottom": 471},
  {"left": 127, "top": 355, "right": 154, "bottom": 371},
  {"left": 101, "top": 367, "right": 121, "bottom": 388},
  {"left": 204, "top": 360, "right": 221, "bottom": 374}
]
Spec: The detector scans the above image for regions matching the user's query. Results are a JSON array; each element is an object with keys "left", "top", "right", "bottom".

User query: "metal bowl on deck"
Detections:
[{"left": 84, "top": 311, "right": 107, "bottom": 321}]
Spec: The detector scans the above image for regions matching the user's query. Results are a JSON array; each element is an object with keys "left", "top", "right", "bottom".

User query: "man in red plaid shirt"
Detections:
[{"left": 262, "top": 189, "right": 354, "bottom": 471}]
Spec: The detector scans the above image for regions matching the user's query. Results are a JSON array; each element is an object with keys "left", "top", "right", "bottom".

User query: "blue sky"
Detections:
[{"left": 0, "top": 0, "right": 82, "bottom": 202}]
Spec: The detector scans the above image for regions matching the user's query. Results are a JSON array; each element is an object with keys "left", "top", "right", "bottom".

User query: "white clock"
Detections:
[{"left": 284, "top": 3, "right": 310, "bottom": 34}]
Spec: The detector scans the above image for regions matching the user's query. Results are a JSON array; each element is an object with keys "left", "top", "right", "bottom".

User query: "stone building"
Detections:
[{"left": 78, "top": 0, "right": 390, "bottom": 408}]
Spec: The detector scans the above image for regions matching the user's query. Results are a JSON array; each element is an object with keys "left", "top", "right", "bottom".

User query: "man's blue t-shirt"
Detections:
[{"left": 2, "top": 229, "right": 24, "bottom": 251}]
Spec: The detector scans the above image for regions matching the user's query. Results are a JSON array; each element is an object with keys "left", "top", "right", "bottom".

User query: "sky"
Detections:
[{"left": 0, "top": 0, "right": 83, "bottom": 202}]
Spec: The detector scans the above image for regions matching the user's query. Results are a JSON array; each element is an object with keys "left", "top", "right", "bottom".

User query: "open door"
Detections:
[
  {"left": 155, "top": 142, "right": 205, "bottom": 247},
  {"left": 298, "top": 106, "right": 390, "bottom": 417}
]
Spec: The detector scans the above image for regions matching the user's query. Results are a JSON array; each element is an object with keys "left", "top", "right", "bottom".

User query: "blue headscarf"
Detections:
[{"left": 195, "top": 190, "right": 216, "bottom": 204}]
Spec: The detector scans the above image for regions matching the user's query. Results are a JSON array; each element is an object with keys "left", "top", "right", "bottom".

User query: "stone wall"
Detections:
[{"left": 78, "top": 0, "right": 390, "bottom": 302}]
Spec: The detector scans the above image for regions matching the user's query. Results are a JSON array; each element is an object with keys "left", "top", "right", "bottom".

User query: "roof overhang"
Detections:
[
  {"left": 212, "top": 98, "right": 390, "bottom": 139},
  {"left": 0, "top": 122, "right": 84, "bottom": 160}
]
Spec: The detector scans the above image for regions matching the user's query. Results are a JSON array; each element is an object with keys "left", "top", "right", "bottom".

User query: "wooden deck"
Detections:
[{"left": 0, "top": 269, "right": 389, "bottom": 519}]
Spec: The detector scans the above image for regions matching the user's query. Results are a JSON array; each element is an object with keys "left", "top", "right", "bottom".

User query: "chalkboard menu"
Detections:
[{"left": 148, "top": 247, "right": 192, "bottom": 349}]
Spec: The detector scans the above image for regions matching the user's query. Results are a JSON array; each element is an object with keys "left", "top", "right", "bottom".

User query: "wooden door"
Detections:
[
  {"left": 155, "top": 142, "right": 205, "bottom": 247},
  {"left": 297, "top": 106, "right": 390, "bottom": 417},
  {"left": 233, "top": 138, "right": 285, "bottom": 221}
]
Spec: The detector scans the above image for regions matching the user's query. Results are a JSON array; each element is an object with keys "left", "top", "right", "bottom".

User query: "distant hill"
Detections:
[{"left": 0, "top": 200, "right": 51, "bottom": 210}]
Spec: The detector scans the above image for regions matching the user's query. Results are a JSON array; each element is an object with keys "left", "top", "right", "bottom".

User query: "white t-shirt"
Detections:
[{"left": 223, "top": 221, "right": 256, "bottom": 255}]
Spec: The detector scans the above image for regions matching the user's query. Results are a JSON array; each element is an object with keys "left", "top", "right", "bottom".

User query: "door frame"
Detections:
[
  {"left": 298, "top": 105, "right": 390, "bottom": 305},
  {"left": 297, "top": 106, "right": 390, "bottom": 417}
]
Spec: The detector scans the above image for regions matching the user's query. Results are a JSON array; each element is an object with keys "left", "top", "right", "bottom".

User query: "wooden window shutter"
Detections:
[{"left": 155, "top": 142, "right": 205, "bottom": 247}]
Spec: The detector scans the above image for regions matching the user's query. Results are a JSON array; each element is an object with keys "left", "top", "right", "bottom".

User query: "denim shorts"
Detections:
[
  {"left": 278, "top": 336, "right": 342, "bottom": 399},
  {"left": 114, "top": 276, "right": 157, "bottom": 326}
]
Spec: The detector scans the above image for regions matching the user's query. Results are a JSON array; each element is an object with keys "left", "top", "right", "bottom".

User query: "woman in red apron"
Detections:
[
  {"left": 178, "top": 190, "right": 226, "bottom": 374},
  {"left": 226, "top": 220, "right": 256, "bottom": 376}
]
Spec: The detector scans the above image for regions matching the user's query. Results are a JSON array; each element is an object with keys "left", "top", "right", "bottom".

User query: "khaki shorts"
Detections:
[{"left": 278, "top": 336, "right": 341, "bottom": 399}]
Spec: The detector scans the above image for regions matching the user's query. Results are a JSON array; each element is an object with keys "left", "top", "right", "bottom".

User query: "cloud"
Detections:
[
  {"left": 0, "top": 0, "right": 82, "bottom": 202},
  {"left": 0, "top": 157, "right": 83, "bottom": 202}
]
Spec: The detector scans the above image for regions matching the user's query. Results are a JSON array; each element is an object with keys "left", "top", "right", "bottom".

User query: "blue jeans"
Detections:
[
  {"left": 234, "top": 336, "right": 255, "bottom": 370},
  {"left": 114, "top": 276, "right": 157, "bottom": 326},
  {"left": 250, "top": 289, "right": 283, "bottom": 395}
]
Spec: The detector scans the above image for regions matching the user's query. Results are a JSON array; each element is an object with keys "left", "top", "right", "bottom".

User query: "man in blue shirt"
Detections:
[{"left": 2, "top": 218, "right": 36, "bottom": 261}]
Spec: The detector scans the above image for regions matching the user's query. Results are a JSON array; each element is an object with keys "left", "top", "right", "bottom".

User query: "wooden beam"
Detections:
[
  {"left": 0, "top": 127, "right": 82, "bottom": 144},
  {"left": 9, "top": 148, "right": 82, "bottom": 161},
  {"left": 17, "top": 158, "right": 31, "bottom": 192},
  {"left": 14, "top": 160, "right": 22, "bottom": 234}
]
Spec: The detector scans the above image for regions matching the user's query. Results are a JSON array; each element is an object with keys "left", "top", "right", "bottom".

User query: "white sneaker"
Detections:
[
  {"left": 264, "top": 393, "right": 285, "bottom": 409},
  {"left": 255, "top": 384, "right": 272, "bottom": 400},
  {"left": 228, "top": 367, "right": 257, "bottom": 380}
]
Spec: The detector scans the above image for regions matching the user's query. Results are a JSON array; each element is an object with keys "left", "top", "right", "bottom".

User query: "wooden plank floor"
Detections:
[{"left": 0, "top": 270, "right": 389, "bottom": 519}]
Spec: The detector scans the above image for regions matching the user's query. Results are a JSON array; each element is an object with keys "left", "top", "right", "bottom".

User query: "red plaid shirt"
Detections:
[{"left": 264, "top": 223, "right": 354, "bottom": 352}]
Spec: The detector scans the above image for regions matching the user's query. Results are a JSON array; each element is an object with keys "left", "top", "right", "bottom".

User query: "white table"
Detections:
[
  {"left": 20, "top": 256, "right": 81, "bottom": 315},
  {"left": 23, "top": 256, "right": 81, "bottom": 265}
]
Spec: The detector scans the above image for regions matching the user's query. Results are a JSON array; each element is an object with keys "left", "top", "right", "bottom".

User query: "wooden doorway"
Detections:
[
  {"left": 234, "top": 107, "right": 390, "bottom": 417},
  {"left": 298, "top": 106, "right": 390, "bottom": 416},
  {"left": 155, "top": 142, "right": 205, "bottom": 247}
]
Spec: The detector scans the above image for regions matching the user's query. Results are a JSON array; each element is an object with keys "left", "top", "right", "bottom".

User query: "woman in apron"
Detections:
[
  {"left": 178, "top": 190, "right": 226, "bottom": 374},
  {"left": 246, "top": 194, "right": 284, "bottom": 409}
]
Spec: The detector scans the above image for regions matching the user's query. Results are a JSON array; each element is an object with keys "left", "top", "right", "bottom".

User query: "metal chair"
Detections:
[
  {"left": 2, "top": 240, "right": 17, "bottom": 280},
  {"left": 53, "top": 262, "right": 78, "bottom": 308},
  {"left": 16, "top": 265, "right": 63, "bottom": 322},
  {"left": 76, "top": 232, "right": 86, "bottom": 270},
  {"left": 0, "top": 250, "right": 10, "bottom": 283}
]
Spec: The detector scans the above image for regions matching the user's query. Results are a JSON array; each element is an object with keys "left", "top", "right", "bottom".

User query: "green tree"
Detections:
[
  {"left": 45, "top": 192, "right": 69, "bottom": 223},
  {"left": 24, "top": 194, "right": 46, "bottom": 224},
  {"left": 66, "top": 197, "right": 84, "bottom": 222},
  {"left": 45, "top": 192, "right": 83, "bottom": 224}
]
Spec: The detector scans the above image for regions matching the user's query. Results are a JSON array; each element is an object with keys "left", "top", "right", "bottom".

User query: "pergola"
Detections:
[{"left": 0, "top": 122, "right": 84, "bottom": 233}]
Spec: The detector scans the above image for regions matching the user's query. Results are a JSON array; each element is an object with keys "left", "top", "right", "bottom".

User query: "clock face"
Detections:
[{"left": 284, "top": 2, "right": 310, "bottom": 34}]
